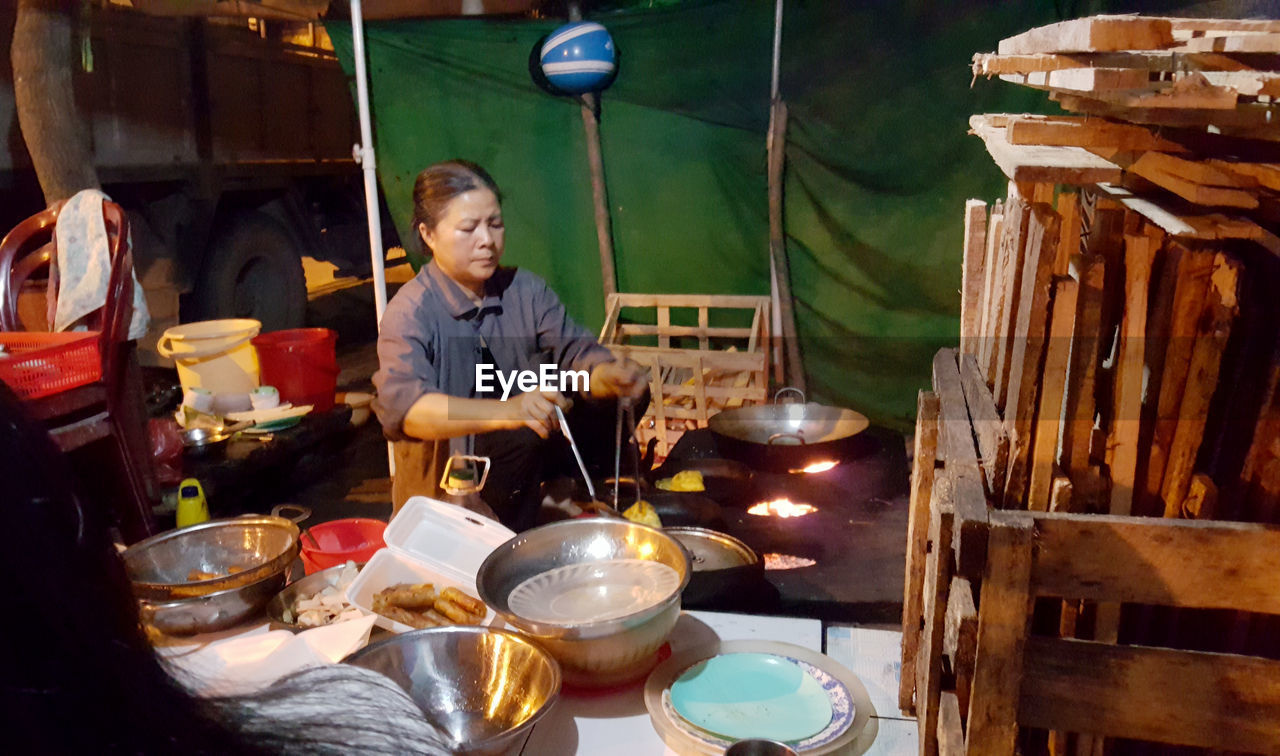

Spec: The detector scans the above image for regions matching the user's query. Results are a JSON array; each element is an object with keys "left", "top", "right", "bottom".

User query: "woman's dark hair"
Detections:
[
  {"left": 411, "top": 160, "right": 503, "bottom": 254},
  {"left": 0, "top": 381, "right": 260, "bottom": 755},
  {"left": 0, "top": 382, "right": 446, "bottom": 754}
]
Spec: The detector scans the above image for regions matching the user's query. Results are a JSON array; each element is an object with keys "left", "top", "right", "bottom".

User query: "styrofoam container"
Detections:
[{"left": 345, "top": 497, "right": 515, "bottom": 634}]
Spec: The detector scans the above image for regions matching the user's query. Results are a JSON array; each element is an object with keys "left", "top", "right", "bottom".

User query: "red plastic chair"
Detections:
[{"left": 0, "top": 199, "right": 157, "bottom": 542}]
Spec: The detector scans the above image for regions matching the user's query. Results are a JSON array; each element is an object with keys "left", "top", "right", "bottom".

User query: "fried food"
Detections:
[
  {"left": 372, "top": 582, "right": 488, "bottom": 629},
  {"left": 433, "top": 596, "right": 484, "bottom": 625},
  {"left": 622, "top": 499, "right": 663, "bottom": 528},
  {"left": 441, "top": 586, "right": 487, "bottom": 617},
  {"left": 655, "top": 469, "right": 705, "bottom": 492},
  {"left": 375, "top": 582, "right": 437, "bottom": 609},
  {"left": 378, "top": 604, "right": 442, "bottom": 630}
]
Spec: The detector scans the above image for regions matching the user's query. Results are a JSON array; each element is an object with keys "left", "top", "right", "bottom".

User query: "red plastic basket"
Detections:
[{"left": 0, "top": 332, "right": 102, "bottom": 400}]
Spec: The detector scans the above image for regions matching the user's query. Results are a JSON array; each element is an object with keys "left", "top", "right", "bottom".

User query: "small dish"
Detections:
[
  {"left": 670, "top": 653, "right": 832, "bottom": 742},
  {"left": 507, "top": 559, "right": 681, "bottom": 625},
  {"left": 244, "top": 415, "right": 303, "bottom": 433},
  {"left": 227, "top": 404, "right": 311, "bottom": 425}
]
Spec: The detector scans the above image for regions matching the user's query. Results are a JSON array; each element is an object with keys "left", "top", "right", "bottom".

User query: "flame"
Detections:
[
  {"left": 794, "top": 460, "right": 838, "bottom": 474},
  {"left": 748, "top": 498, "right": 817, "bottom": 518},
  {"left": 763, "top": 553, "right": 817, "bottom": 570}
]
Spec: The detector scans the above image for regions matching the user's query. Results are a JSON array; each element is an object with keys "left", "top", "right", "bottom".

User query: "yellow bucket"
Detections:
[{"left": 157, "top": 319, "right": 262, "bottom": 394}]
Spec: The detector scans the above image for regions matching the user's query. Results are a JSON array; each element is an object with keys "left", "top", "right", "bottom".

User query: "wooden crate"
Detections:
[
  {"left": 599, "top": 293, "right": 770, "bottom": 459},
  {"left": 906, "top": 13, "right": 1280, "bottom": 746}
]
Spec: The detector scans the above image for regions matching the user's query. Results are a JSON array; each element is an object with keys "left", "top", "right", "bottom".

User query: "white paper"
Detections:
[{"left": 160, "top": 615, "right": 376, "bottom": 696}]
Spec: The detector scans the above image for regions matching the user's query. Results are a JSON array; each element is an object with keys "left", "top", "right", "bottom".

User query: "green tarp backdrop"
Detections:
[{"left": 330, "top": 1, "right": 1092, "bottom": 430}]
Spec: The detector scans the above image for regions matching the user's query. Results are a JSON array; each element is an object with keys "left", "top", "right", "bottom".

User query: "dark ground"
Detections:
[{"left": 170, "top": 276, "right": 910, "bottom": 625}]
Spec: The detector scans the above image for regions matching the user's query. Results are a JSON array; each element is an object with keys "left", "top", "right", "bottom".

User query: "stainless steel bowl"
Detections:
[
  {"left": 344, "top": 626, "right": 561, "bottom": 756},
  {"left": 123, "top": 515, "right": 300, "bottom": 601},
  {"left": 477, "top": 519, "right": 690, "bottom": 687},
  {"left": 265, "top": 562, "right": 363, "bottom": 631},
  {"left": 139, "top": 570, "right": 287, "bottom": 636}
]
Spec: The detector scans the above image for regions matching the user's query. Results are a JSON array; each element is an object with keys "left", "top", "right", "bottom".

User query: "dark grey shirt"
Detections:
[{"left": 372, "top": 260, "right": 614, "bottom": 441}]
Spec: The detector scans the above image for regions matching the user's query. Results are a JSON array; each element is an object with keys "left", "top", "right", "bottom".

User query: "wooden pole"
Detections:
[
  {"left": 568, "top": 3, "right": 617, "bottom": 301},
  {"left": 767, "top": 98, "right": 804, "bottom": 392},
  {"left": 579, "top": 93, "right": 617, "bottom": 300},
  {"left": 766, "top": 0, "right": 802, "bottom": 391}
]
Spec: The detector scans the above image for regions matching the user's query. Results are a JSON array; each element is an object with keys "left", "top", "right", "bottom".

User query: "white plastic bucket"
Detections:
[{"left": 157, "top": 318, "right": 262, "bottom": 395}]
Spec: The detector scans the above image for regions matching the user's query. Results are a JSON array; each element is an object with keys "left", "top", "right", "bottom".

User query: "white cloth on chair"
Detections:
[{"left": 52, "top": 189, "right": 149, "bottom": 340}]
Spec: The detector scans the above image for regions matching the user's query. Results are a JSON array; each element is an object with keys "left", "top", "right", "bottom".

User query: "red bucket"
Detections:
[
  {"left": 252, "top": 328, "right": 338, "bottom": 412},
  {"left": 300, "top": 517, "right": 387, "bottom": 575}
]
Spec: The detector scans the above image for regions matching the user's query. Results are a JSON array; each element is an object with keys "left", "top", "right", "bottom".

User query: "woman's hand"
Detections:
[
  {"left": 511, "top": 390, "right": 572, "bottom": 438},
  {"left": 589, "top": 359, "right": 648, "bottom": 402}
]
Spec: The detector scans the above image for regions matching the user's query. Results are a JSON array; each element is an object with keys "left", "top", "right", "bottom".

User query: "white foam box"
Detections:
[{"left": 345, "top": 496, "right": 515, "bottom": 633}]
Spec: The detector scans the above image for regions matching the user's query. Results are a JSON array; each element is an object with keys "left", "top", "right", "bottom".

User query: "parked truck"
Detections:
[{"left": 0, "top": 3, "right": 393, "bottom": 355}]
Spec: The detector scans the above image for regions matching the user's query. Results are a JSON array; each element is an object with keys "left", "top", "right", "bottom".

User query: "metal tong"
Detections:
[
  {"left": 554, "top": 404, "right": 597, "bottom": 504},
  {"left": 613, "top": 399, "right": 642, "bottom": 511}
]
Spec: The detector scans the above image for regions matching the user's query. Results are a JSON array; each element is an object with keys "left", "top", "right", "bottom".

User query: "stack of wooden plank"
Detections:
[
  {"left": 902, "top": 13, "right": 1280, "bottom": 756},
  {"left": 974, "top": 15, "right": 1280, "bottom": 140}
]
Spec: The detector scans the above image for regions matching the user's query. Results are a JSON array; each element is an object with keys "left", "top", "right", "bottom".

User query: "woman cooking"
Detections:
[{"left": 373, "top": 160, "right": 647, "bottom": 530}]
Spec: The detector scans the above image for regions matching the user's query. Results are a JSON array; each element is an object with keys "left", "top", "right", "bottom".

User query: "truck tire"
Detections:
[{"left": 191, "top": 212, "right": 307, "bottom": 332}]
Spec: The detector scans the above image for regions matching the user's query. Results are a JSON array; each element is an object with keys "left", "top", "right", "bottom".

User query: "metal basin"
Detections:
[
  {"left": 123, "top": 515, "right": 299, "bottom": 600},
  {"left": 477, "top": 519, "right": 690, "bottom": 687},
  {"left": 139, "top": 570, "right": 286, "bottom": 636},
  {"left": 344, "top": 626, "right": 561, "bottom": 756}
]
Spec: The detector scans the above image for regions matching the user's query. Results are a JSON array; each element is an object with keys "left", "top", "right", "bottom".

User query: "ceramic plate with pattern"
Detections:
[
  {"left": 661, "top": 654, "right": 855, "bottom": 751},
  {"left": 669, "top": 652, "right": 832, "bottom": 741}
]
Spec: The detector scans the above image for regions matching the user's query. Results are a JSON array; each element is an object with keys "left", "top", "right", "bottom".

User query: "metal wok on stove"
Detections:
[{"left": 709, "top": 388, "right": 870, "bottom": 472}]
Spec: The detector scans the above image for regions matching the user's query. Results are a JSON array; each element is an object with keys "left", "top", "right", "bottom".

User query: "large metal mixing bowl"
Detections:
[
  {"left": 477, "top": 519, "right": 690, "bottom": 687},
  {"left": 139, "top": 570, "right": 287, "bottom": 636},
  {"left": 344, "top": 626, "right": 561, "bottom": 756},
  {"left": 123, "top": 515, "right": 300, "bottom": 600}
]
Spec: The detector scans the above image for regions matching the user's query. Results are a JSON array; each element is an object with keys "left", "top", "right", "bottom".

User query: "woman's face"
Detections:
[{"left": 420, "top": 188, "right": 505, "bottom": 295}]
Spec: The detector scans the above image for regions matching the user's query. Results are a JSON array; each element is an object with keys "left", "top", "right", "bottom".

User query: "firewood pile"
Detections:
[{"left": 901, "top": 14, "right": 1280, "bottom": 756}]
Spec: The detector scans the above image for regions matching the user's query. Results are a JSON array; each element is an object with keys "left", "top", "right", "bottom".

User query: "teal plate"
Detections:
[{"left": 669, "top": 652, "right": 833, "bottom": 743}]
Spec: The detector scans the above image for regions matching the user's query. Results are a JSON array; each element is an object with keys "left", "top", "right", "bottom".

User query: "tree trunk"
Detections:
[{"left": 12, "top": 0, "right": 99, "bottom": 204}]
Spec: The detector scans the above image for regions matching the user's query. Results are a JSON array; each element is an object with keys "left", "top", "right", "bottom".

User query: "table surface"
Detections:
[{"left": 521, "top": 611, "right": 917, "bottom": 755}]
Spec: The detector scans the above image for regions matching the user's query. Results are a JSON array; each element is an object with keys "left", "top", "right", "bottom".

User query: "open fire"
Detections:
[
  {"left": 763, "top": 553, "right": 818, "bottom": 570},
  {"left": 747, "top": 498, "right": 818, "bottom": 518},
  {"left": 789, "top": 459, "right": 839, "bottom": 474}
]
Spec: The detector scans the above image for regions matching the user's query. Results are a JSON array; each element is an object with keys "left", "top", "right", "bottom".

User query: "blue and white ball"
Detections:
[{"left": 539, "top": 21, "right": 616, "bottom": 94}]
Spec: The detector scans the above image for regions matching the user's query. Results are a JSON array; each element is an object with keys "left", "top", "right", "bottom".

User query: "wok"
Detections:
[
  {"left": 665, "top": 527, "right": 765, "bottom": 609},
  {"left": 709, "top": 388, "right": 870, "bottom": 472}
]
